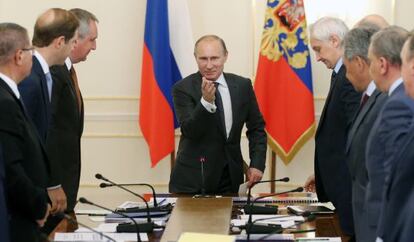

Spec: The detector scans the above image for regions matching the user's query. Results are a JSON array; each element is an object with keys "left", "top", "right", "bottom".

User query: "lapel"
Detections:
[
  {"left": 224, "top": 73, "right": 239, "bottom": 140},
  {"left": 32, "top": 57, "right": 51, "bottom": 122},
  {"left": 346, "top": 89, "right": 381, "bottom": 153},
  {"left": 63, "top": 66, "right": 83, "bottom": 124},
  {"left": 0, "top": 79, "right": 47, "bottom": 153},
  {"left": 316, "top": 66, "right": 343, "bottom": 137}
]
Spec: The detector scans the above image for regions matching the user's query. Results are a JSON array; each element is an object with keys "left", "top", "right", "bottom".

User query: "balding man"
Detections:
[
  {"left": 44, "top": 8, "right": 98, "bottom": 233},
  {"left": 354, "top": 14, "right": 389, "bottom": 29},
  {"left": 304, "top": 17, "right": 361, "bottom": 240},
  {"left": 365, "top": 26, "right": 414, "bottom": 241},
  {"left": 18, "top": 8, "right": 79, "bottom": 220},
  {"left": 0, "top": 22, "right": 50, "bottom": 242},
  {"left": 170, "top": 35, "right": 266, "bottom": 194}
]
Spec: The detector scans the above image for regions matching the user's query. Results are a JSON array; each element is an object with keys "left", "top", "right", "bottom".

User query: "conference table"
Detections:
[{"left": 67, "top": 193, "right": 345, "bottom": 242}]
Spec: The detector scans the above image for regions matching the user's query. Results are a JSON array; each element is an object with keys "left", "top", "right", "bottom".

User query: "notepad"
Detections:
[
  {"left": 178, "top": 232, "right": 235, "bottom": 242},
  {"left": 287, "top": 205, "right": 334, "bottom": 215}
]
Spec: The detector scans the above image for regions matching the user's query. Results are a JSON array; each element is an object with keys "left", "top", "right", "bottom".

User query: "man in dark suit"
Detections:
[
  {"left": 44, "top": 8, "right": 98, "bottom": 233},
  {"left": 169, "top": 35, "right": 267, "bottom": 194},
  {"left": 375, "top": 31, "right": 414, "bottom": 242},
  {"left": 304, "top": 17, "right": 361, "bottom": 240},
  {"left": 365, "top": 26, "right": 414, "bottom": 241},
  {"left": 0, "top": 22, "right": 50, "bottom": 242},
  {"left": 17, "top": 8, "right": 79, "bottom": 222},
  {"left": 342, "top": 27, "right": 387, "bottom": 242},
  {"left": 0, "top": 145, "right": 9, "bottom": 242}
]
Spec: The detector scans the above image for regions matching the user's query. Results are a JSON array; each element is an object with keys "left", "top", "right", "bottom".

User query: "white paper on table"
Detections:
[
  {"left": 75, "top": 209, "right": 110, "bottom": 216},
  {"left": 238, "top": 181, "right": 249, "bottom": 196},
  {"left": 240, "top": 214, "right": 304, "bottom": 222},
  {"left": 232, "top": 219, "right": 295, "bottom": 228},
  {"left": 236, "top": 233, "right": 294, "bottom": 240},
  {"left": 296, "top": 238, "right": 341, "bottom": 242},
  {"left": 54, "top": 232, "right": 148, "bottom": 241},
  {"left": 117, "top": 201, "right": 153, "bottom": 210},
  {"left": 149, "top": 197, "right": 177, "bottom": 205}
]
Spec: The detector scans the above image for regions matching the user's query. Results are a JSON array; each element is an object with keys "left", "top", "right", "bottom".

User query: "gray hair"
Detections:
[
  {"left": 370, "top": 25, "right": 409, "bottom": 66},
  {"left": 343, "top": 27, "right": 379, "bottom": 63},
  {"left": 0, "top": 23, "right": 29, "bottom": 65},
  {"left": 309, "top": 17, "right": 349, "bottom": 45},
  {"left": 194, "top": 35, "right": 228, "bottom": 56},
  {"left": 405, "top": 31, "right": 414, "bottom": 61},
  {"left": 69, "top": 8, "right": 98, "bottom": 39}
]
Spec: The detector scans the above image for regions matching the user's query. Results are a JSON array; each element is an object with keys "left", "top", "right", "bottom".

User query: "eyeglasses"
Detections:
[{"left": 21, "top": 47, "right": 35, "bottom": 55}]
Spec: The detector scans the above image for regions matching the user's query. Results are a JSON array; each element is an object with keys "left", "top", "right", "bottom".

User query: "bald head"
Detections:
[
  {"left": 355, "top": 14, "right": 389, "bottom": 30},
  {"left": 32, "top": 8, "right": 79, "bottom": 47}
]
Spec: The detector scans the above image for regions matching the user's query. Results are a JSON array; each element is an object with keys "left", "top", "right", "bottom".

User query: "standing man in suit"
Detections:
[
  {"left": 0, "top": 22, "right": 50, "bottom": 242},
  {"left": 304, "top": 17, "right": 361, "bottom": 240},
  {"left": 169, "top": 35, "right": 267, "bottom": 194},
  {"left": 342, "top": 27, "right": 387, "bottom": 242},
  {"left": 0, "top": 145, "right": 9, "bottom": 242},
  {"left": 44, "top": 8, "right": 98, "bottom": 234},
  {"left": 375, "top": 30, "right": 414, "bottom": 242},
  {"left": 365, "top": 26, "right": 414, "bottom": 241},
  {"left": 18, "top": 8, "right": 79, "bottom": 224}
]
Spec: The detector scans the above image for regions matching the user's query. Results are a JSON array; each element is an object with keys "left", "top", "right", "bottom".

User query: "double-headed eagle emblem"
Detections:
[{"left": 260, "top": 0, "right": 310, "bottom": 69}]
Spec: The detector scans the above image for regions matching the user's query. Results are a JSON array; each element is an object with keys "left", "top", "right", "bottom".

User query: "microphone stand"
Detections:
[
  {"left": 256, "top": 214, "right": 316, "bottom": 241},
  {"left": 99, "top": 182, "right": 172, "bottom": 213},
  {"left": 244, "top": 177, "right": 289, "bottom": 214},
  {"left": 193, "top": 156, "right": 214, "bottom": 198},
  {"left": 78, "top": 197, "right": 141, "bottom": 242},
  {"left": 95, "top": 173, "right": 154, "bottom": 232},
  {"left": 246, "top": 187, "right": 304, "bottom": 241}
]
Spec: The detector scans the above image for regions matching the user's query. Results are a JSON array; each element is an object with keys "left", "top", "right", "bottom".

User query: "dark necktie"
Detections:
[
  {"left": 360, "top": 93, "right": 369, "bottom": 108},
  {"left": 329, "top": 71, "right": 337, "bottom": 91},
  {"left": 70, "top": 67, "right": 82, "bottom": 113},
  {"left": 214, "top": 82, "right": 226, "bottom": 133}
]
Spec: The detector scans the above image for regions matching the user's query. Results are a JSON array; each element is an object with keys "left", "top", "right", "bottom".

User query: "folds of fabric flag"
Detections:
[
  {"left": 254, "top": 0, "right": 315, "bottom": 164},
  {"left": 140, "top": 0, "right": 195, "bottom": 167}
]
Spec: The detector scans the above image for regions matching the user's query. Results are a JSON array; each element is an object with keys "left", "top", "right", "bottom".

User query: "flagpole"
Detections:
[
  {"left": 270, "top": 151, "right": 277, "bottom": 193},
  {"left": 170, "top": 150, "right": 175, "bottom": 170}
]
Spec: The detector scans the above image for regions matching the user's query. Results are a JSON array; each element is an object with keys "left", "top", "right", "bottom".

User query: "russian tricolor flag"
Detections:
[
  {"left": 254, "top": 0, "right": 315, "bottom": 164},
  {"left": 140, "top": 0, "right": 195, "bottom": 167}
]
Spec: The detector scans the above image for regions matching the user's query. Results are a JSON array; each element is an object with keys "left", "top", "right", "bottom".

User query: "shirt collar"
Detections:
[
  {"left": 34, "top": 50, "right": 50, "bottom": 75},
  {"left": 388, "top": 77, "right": 403, "bottom": 96},
  {"left": 215, "top": 73, "right": 227, "bottom": 88},
  {"left": 0, "top": 72, "right": 20, "bottom": 98},
  {"left": 365, "top": 81, "right": 377, "bottom": 97},
  {"left": 334, "top": 58, "right": 343, "bottom": 74},
  {"left": 64, "top": 57, "right": 72, "bottom": 71}
]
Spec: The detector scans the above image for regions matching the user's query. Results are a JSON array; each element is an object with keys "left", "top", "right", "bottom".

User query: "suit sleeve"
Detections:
[
  {"left": 172, "top": 83, "right": 216, "bottom": 139},
  {"left": 245, "top": 80, "right": 267, "bottom": 171},
  {"left": 0, "top": 100, "right": 47, "bottom": 221}
]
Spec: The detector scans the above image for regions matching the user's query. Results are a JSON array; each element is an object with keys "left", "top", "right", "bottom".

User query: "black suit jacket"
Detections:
[
  {"left": 47, "top": 65, "right": 84, "bottom": 211},
  {"left": 345, "top": 89, "right": 387, "bottom": 242},
  {"left": 0, "top": 145, "right": 9, "bottom": 242},
  {"left": 314, "top": 64, "right": 361, "bottom": 235},
  {"left": 0, "top": 79, "right": 49, "bottom": 242},
  {"left": 169, "top": 72, "right": 267, "bottom": 194},
  {"left": 18, "top": 56, "right": 51, "bottom": 143}
]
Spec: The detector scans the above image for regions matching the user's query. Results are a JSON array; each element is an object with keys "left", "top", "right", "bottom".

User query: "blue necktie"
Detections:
[{"left": 45, "top": 72, "right": 53, "bottom": 102}]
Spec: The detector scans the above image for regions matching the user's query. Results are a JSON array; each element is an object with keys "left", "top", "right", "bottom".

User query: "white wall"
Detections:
[{"left": 0, "top": 0, "right": 411, "bottom": 193}]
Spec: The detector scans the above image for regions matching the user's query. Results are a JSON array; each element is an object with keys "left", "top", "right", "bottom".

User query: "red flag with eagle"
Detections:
[{"left": 254, "top": 0, "right": 315, "bottom": 164}]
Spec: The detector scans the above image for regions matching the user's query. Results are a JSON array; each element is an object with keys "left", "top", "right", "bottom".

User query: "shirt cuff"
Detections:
[
  {"left": 201, "top": 97, "right": 217, "bottom": 113},
  {"left": 47, "top": 185, "right": 62, "bottom": 190}
]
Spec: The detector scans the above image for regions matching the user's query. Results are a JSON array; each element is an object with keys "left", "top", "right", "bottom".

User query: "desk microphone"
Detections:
[
  {"left": 244, "top": 177, "right": 289, "bottom": 214},
  {"left": 100, "top": 182, "right": 159, "bottom": 207},
  {"left": 55, "top": 212, "right": 116, "bottom": 242},
  {"left": 78, "top": 197, "right": 142, "bottom": 242},
  {"left": 193, "top": 156, "right": 214, "bottom": 198},
  {"left": 99, "top": 182, "right": 172, "bottom": 213},
  {"left": 95, "top": 173, "right": 155, "bottom": 233},
  {"left": 245, "top": 187, "right": 304, "bottom": 240},
  {"left": 255, "top": 214, "right": 316, "bottom": 241}
]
